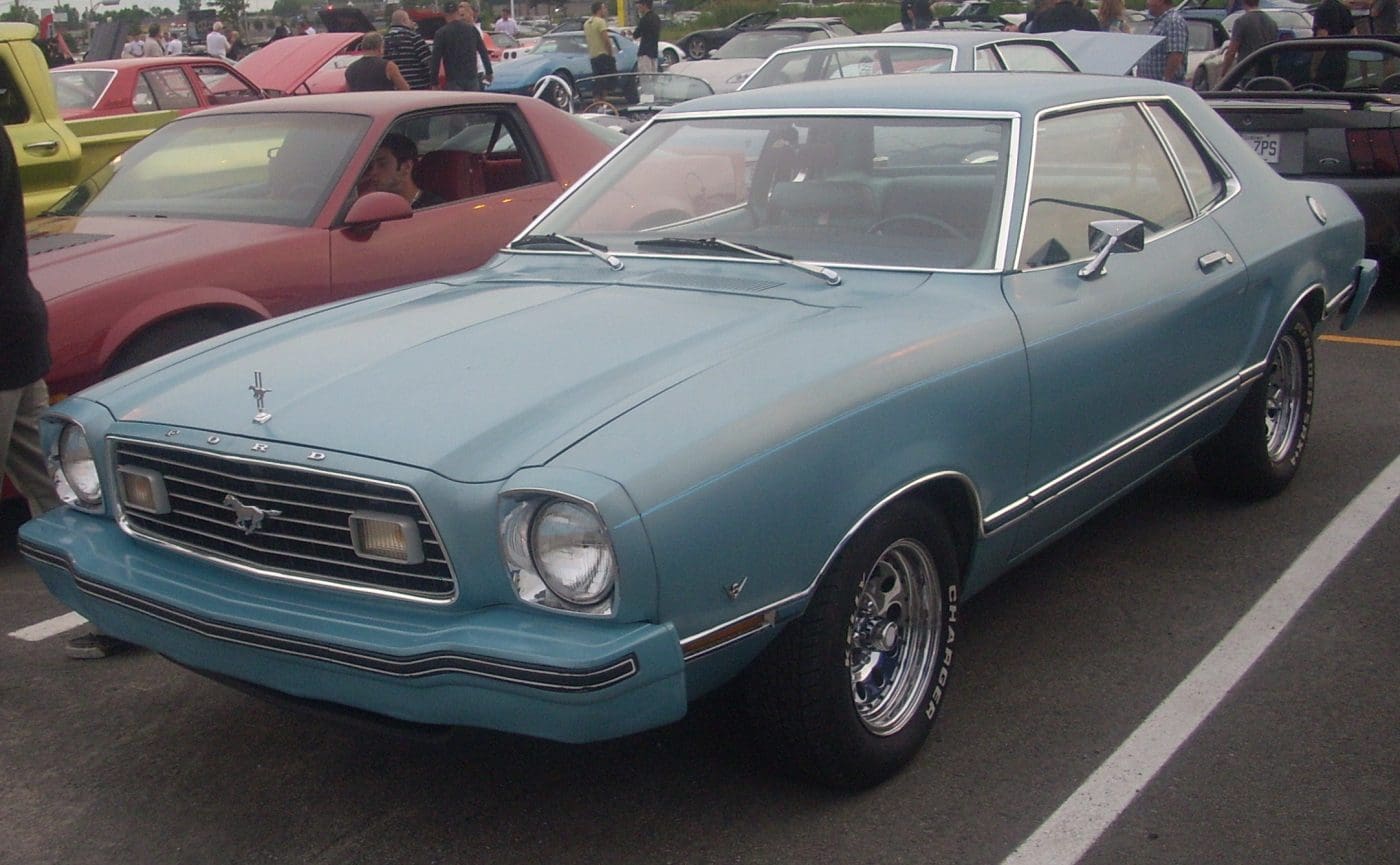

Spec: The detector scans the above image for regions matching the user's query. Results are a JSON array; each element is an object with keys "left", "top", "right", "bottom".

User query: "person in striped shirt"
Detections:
[{"left": 384, "top": 9, "right": 435, "bottom": 90}]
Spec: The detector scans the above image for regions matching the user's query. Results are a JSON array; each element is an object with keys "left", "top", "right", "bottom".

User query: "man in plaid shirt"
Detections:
[{"left": 1139, "top": 0, "right": 1189, "bottom": 83}]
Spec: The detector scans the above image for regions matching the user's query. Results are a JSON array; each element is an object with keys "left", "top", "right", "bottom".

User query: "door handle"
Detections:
[
  {"left": 1197, "top": 250, "right": 1235, "bottom": 272},
  {"left": 24, "top": 140, "right": 60, "bottom": 155}
]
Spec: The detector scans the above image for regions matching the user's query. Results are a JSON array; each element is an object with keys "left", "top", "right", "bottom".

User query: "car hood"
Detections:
[
  {"left": 235, "top": 33, "right": 363, "bottom": 94},
  {"left": 666, "top": 58, "right": 762, "bottom": 92},
  {"left": 25, "top": 215, "right": 299, "bottom": 301},
  {"left": 91, "top": 269, "right": 834, "bottom": 482},
  {"left": 1050, "top": 31, "right": 1164, "bottom": 75}
]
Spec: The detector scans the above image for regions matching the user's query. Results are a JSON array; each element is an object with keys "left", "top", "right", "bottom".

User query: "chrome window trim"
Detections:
[
  {"left": 1140, "top": 100, "right": 1240, "bottom": 218},
  {"left": 509, "top": 108, "right": 1020, "bottom": 274},
  {"left": 1013, "top": 96, "right": 1241, "bottom": 272},
  {"left": 109, "top": 435, "right": 459, "bottom": 606},
  {"left": 51, "top": 67, "right": 118, "bottom": 111},
  {"left": 743, "top": 42, "right": 963, "bottom": 89},
  {"left": 1138, "top": 102, "right": 1199, "bottom": 220},
  {"left": 988, "top": 40, "right": 1075, "bottom": 73}
]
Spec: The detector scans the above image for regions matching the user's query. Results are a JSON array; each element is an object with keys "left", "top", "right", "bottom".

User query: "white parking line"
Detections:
[
  {"left": 8, "top": 611, "right": 88, "bottom": 642},
  {"left": 1001, "top": 452, "right": 1400, "bottom": 865}
]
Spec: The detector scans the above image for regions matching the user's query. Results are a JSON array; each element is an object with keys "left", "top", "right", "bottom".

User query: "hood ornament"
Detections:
[
  {"left": 248, "top": 370, "right": 272, "bottom": 424},
  {"left": 224, "top": 494, "right": 281, "bottom": 535}
]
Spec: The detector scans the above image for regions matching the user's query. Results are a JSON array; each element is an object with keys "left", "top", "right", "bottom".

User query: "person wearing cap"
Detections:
[{"left": 432, "top": 1, "right": 493, "bottom": 90}]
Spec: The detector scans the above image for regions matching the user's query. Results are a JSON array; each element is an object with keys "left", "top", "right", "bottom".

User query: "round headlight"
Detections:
[
  {"left": 56, "top": 423, "right": 102, "bottom": 507},
  {"left": 530, "top": 500, "right": 616, "bottom": 606}
]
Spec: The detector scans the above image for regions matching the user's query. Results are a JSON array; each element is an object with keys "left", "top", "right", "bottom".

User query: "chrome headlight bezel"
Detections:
[
  {"left": 500, "top": 493, "right": 617, "bottom": 615},
  {"left": 50, "top": 420, "right": 103, "bottom": 511}
]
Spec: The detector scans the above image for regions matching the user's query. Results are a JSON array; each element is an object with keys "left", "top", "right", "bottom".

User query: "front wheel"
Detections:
[
  {"left": 684, "top": 36, "right": 708, "bottom": 60},
  {"left": 1195, "top": 309, "right": 1316, "bottom": 498},
  {"left": 743, "top": 500, "right": 958, "bottom": 789}
]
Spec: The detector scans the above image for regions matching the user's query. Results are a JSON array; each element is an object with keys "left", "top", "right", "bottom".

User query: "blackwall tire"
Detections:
[
  {"left": 685, "top": 37, "right": 708, "bottom": 60},
  {"left": 743, "top": 500, "right": 958, "bottom": 790},
  {"left": 1195, "top": 309, "right": 1316, "bottom": 499}
]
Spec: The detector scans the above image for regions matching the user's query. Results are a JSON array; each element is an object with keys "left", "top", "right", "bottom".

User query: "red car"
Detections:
[
  {"left": 26, "top": 91, "right": 621, "bottom": 402},
  {"left": 49, "top": 55, "right": 264, "bottom": 120},
  {"left": 234, "top": 32, "right": 368, "bottom": 96}
]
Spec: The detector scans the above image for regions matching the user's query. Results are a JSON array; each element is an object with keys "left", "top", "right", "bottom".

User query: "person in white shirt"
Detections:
[
  {"left": 166, "top": 34, "right": 183, "bottom": 55},
  {"left": 495, "top": 10, "right": 519, "bottom": 36},
  {"left": 121, "top": 31, "right": 144, "bottom": 58},
  {"left": 206, "top": 20, "right": 230, "bottom": 58}
]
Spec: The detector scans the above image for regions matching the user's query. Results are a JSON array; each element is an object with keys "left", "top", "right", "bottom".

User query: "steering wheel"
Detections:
[
  {"left": 1294, "top": 83, "right": 1332, "bottom": 92},
  {"left": 867, "top": 213, "right": 968, "bottom": 241},
  {"left": 584, "top": 100, "right": 620, "bottom": 116}
]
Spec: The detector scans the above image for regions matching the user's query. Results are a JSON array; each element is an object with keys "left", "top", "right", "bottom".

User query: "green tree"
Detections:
[
  {"left": 179, "top": 0, "right": 202, "bottom": 13},
  {"left": 270, "top": 0, "right": 303, "bottom": 20},
  {"left": 216, "top": 0, "right": 247, "bottom": 26},
  {"left": 1, "top": 5, "right": 39, "bottom": 24}
]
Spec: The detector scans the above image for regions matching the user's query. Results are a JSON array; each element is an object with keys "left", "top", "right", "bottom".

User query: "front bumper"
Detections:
[{"left": 19, "top": 509, "right": 688, "bottom": 742}]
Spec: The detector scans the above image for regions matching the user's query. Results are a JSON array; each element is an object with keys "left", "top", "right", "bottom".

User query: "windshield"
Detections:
[
  {"left": 51, "top": 69, "right": 114, "bottom": 110},
  {"left": 745, "top": 46, "right": 955, "bottom": 90},
  {"left": 1228, "top": 42, "right": 1400, "bottom": 91},
  {"left": 714, "top": 31, "right": 811, "bottom": 60},
  {"left": 528, "top": 114, "right": 1011, "bottom": 270},
  {"left": 49, "top": 112, "right": 369, "bottom": 225},
  {"left": 529, "top": 33, "right": 589, "bottom": 55}
]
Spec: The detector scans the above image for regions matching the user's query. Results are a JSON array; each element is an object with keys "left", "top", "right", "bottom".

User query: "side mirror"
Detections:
[
  {"left": 1078, "top": 218, "right": 1144, "bottom": 280},
  {"left": 342, "top": 191, "right": 413, "bottom": 237}
]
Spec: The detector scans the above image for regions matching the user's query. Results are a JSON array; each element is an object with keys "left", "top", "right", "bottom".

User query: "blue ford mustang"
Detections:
[
  {"left": 20, "top": 74, "right": 1376, "bottom": 789},
  {"left": 486, "top": 29, "right": 639, "bottom": 105}
]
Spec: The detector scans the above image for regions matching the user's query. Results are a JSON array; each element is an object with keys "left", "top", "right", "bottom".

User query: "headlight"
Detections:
[
  {"left": 53, "top": 422, "right": 102, "bottom": 508},
  {"left": 531, "top": 501, "right": 616, "bottom": 605},
  {"left": 501, "top": 496, "right": 617, "bottom": 613}
]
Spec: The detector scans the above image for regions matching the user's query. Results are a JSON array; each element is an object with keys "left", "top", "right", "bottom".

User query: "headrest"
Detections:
[{"left": 414, "top": 150, "right": 475, "bottom": 201}]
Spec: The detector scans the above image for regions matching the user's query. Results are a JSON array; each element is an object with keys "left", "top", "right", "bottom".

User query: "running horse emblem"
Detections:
[{"left": 223, "top": 494, "right": 282, "bottom": 535}]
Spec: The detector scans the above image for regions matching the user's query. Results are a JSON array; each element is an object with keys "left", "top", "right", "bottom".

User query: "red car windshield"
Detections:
[{"left": 52, "top": 112, "right": 371, "bottom": 226}]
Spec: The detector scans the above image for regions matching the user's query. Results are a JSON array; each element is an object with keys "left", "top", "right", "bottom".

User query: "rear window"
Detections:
[{"left": 51, "top": 69, "right": 115, "bottom": 110}]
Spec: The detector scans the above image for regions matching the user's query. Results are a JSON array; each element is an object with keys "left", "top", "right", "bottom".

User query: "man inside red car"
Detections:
[{"left": 357, "top": 134, "right": 444, "bottom": 209}]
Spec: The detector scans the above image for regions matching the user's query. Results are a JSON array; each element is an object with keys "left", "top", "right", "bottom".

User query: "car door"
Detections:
[
  {"left": 186, "top": 62, "right": 262, "bottom": 109},
  {"left": 3, "top": 44, "right": 81, "bottom": 217},
  {"left": 1000, "top": 100, "right": 1249, "bottom": 554},
  {"left": 328, "top": 107, "right": 563, "bottom": 298}
]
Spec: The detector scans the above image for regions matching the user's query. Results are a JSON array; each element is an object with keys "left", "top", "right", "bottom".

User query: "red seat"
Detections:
[
  {"left": 481, "top": 157, "right": 527, "bottom": 193},
  {"left": 413, "top": 150, "right": 485, "bottom": 202}
]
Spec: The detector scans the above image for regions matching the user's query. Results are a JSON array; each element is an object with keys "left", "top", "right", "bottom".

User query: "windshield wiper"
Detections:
[
  {"left": 633, "top": 236, "right": 841, "bottom": 286},
  {"left": 510, "top": 233, "right": 623, "bottom": 270}
]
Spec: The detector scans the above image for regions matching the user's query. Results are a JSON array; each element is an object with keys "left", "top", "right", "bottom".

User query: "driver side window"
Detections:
[{"left": 1020, "top": 104, "right": 1192, "bottom": 269}]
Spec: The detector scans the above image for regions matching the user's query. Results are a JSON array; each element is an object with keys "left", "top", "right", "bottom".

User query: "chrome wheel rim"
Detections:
[
  {"left": 1264, "top": 335, "right": 1303, "bottom": 462},
  {"left": 847, "top": 538, "right": 941, "bottom": 736}
]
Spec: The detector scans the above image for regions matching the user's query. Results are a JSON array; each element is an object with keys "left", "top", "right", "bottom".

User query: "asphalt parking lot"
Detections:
[{"left": 1, "top": 287, "right": 1396, "bottom": 865}]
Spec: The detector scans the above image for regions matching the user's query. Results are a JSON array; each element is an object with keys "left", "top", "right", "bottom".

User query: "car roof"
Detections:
[
  {"left": 181, "top": 90, "right": 535, "bottom": 118},
  {"left": 59, "top": 56, "right": 235, "bottom": 71},
  {"left": 672, "top": 71, "right": 1181, "bottom": 116}
]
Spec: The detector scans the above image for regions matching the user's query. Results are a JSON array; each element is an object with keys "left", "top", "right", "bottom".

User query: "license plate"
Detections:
[{"left": 1242, "top": 132, "right": 1281, "bottom": 164}]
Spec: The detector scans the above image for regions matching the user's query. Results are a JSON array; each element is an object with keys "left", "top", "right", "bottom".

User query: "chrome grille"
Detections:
[{"left": 113, "top": 439, "right": 454, "bottom": 601}]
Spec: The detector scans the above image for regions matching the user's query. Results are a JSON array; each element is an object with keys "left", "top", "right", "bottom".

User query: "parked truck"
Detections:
[{"left": 2, "top": 22, "right": 175, "bottom": 219}]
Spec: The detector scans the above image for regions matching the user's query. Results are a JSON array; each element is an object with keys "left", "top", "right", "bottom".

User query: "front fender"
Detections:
[{"left": 98, "top": 286, "right": 271, "bottom": 370}]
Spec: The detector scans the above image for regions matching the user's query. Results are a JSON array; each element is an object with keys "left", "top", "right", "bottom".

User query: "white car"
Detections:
[
  {"left": 666, "top": 22, "right": 839, "bottom": 94},
  {"left": 1192, "top": 9, "right": 1314, "bottom": 90}
]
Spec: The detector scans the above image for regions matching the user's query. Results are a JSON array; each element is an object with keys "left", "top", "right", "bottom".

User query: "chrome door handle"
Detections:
[
  {"left": 24, "top": 140, "right": 60, "bottom": 155},
  {"left": 1197, "top": 250, "right": 1235, "bottom": 272}
]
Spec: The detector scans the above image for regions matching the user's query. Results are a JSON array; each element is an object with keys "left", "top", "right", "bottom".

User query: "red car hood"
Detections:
[
  {"left": 26, "top": 215, "right": 300, "bottom": 301},
  {"left": 235, "top": 33, "right": 363, "bottom": 95}
]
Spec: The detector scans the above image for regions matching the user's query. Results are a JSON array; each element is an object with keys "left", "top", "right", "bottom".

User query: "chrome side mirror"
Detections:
[{"left": 1078, "top": 219, "right": 1144, "bottom": 280}]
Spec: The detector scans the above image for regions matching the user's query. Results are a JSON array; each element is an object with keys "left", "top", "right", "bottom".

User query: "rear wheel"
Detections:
[
  {"left": 743, "top": 500, "right": 958, "bottom": 789},
  {"left": 684, "top": 36, "right": 708, "bottom": 60},
  {"left": 1195, "top": 309, "right": 1315, "bottom": 498}
]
